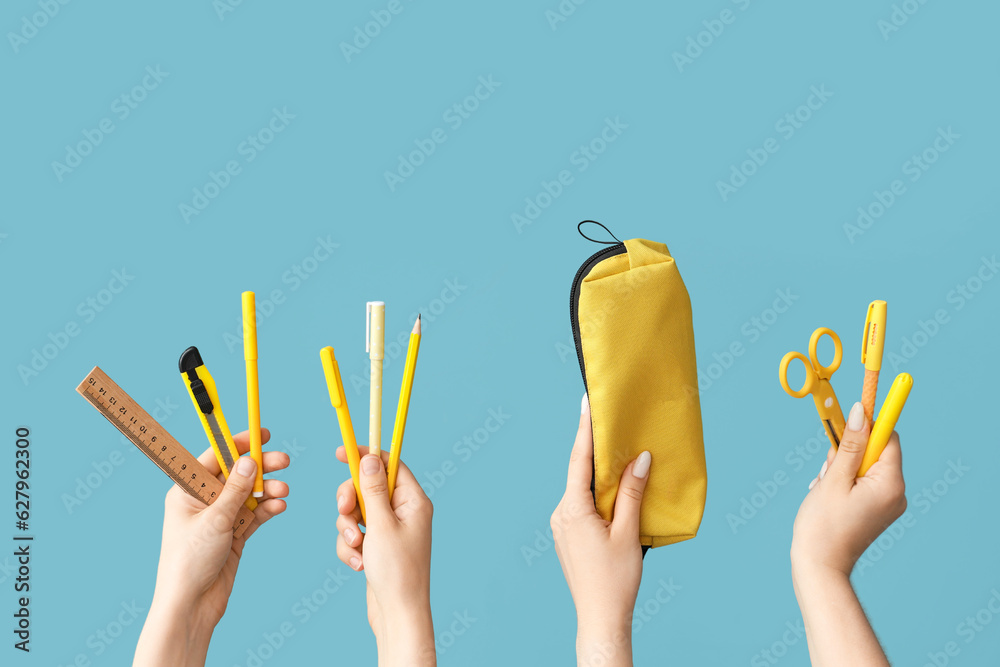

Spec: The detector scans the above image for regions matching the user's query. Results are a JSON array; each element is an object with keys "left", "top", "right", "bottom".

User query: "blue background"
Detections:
[{"left": 3, "top": 1, "right": 998, "bottom": 664}]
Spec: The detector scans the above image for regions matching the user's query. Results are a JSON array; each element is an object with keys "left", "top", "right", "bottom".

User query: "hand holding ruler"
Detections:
[{"left": 76, "top": 366, "right": 254, "bottom": 538}]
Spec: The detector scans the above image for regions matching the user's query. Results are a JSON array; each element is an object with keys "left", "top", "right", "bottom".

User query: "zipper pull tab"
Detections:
[{"left": 578, "top": 220, "right": 622, "bottom": 245}]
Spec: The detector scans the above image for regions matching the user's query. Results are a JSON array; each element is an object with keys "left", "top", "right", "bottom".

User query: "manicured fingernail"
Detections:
[
  {"left": 632, "top": 451, "right": 651, "bottom": 479},
  {"left": 847, "top": 402, "right": 864, "bottom": 432},
  {"left": 361, "top": 455, "right": 380, "bottom": 475},
  {"left": 336, "top": 494, "right": 346, "bottom": 511},
  {"left": 581, "top": 393, "right": 589, "bottom": 414},
  {"left": 349, "top": 557, "right": 361, "bottom": 570},
  {"left": 808, "top": 477, "right": 818, "bottom": 490},
  {"left": 235, "top": 457, "right": 255, "bottom": 477},
  {"left": 344, "top": 527, "right": 356, "bottom": 543},
  {"left": 819, "top": 460, "right": 829, "bottom": 479}
]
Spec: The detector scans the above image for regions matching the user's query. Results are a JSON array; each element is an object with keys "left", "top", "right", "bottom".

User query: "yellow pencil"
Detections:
[
  {"left": 388, "top": 315, "right": 421, "bottom": 498},
  {"left": 367, "top": 302, "right": 385, "bottom": 456},
  {"left": 242, "top": 291, "right": 264, "bottom": 498},
  {"left": 320, "top": 346, "right": 365, "bottom": 522}
]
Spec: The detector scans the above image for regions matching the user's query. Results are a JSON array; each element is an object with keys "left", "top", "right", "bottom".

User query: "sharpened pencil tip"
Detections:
[{"left": 413, "top": 315, "right": 421, "bottom": 335}]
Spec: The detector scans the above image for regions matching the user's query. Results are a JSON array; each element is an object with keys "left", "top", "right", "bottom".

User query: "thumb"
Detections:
[
  {"left": 205, "top": 456, "right": 256, "bottom": 533},
  {"left": 359, "top": 455, "right": 394, "bottom": 526},
  {"left": 827, "top": 402, "right": 870, "bottom": 488},
  {"left": 611, "top": 451, "right": 651, "bottom": 539}
]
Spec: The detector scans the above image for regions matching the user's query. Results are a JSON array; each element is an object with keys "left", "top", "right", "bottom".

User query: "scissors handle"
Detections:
[
  {"left": 779, "top": 351, "right": 818, "bottom": 398},
  {"left": 808, "top": 327, "right": 843, "bottom": 379}
]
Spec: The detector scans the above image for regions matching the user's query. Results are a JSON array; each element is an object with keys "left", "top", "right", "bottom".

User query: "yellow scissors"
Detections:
[{"left": 779, "top": 327, "right": 846, "bottom": 448}]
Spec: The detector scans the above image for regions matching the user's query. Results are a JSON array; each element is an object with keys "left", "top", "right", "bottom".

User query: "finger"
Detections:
[
  {"left": 336, "top": 478, "right": 364, "bottom": 524},
  {"left": 359, "top": 455, "right": 394, "bottom": 527},
  {"left": 241, "top": 498, "right": 287, "bottom": 541},
  {"left": 336, "top": 444, "right": 389, "bottom": 466},
  {"left": 337, "top": 533, "right": 364, "bottom": 571},
  {"left": 261, "top": 450, "right": 290, "bottom": 474},
  {"left": 566, "top": 393, "right": 595, "bottom": 496},
  {"left": 610, "top": 451, "right": 651, "bottom": 539},
  {"left": 827, "top": 402, "right": 871, "bottom": 488},
  {"left": 337, "top": 513, "right": 363, "bottom": 549},
  {"left": 262, "top": 479, "right": 288, "bottom": 500},
  {"left": 867, "top": 431, "right": 903, "bottom": 477},
  {"left": 232, "top": 428, "right": 272, "bottom": 454},
  {"left": 203, "top": 456, "right": 257, "bottom": 533}
]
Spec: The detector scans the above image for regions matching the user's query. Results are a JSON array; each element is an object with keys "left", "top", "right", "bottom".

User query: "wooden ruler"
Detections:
[{"left": 76, "top": 366, "right": 254, "bottom": 538}]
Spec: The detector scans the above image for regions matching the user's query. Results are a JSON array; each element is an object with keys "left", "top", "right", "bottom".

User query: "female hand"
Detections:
[
  {"left": 335, "top": 446, "right": 435, "bottom": 666},
  {"left": 551, "top": 394, "right": 650, "bottom": 666},
  {"left": 134, "top": 428, "right": 290, "bottom": 667}
]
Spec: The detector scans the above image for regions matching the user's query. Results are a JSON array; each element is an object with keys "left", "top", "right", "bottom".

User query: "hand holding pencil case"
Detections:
[{"left": 570, "top": 230, "right": 707, "bottom": 548}]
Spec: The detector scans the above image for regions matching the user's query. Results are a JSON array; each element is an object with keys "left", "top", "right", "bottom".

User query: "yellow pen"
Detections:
[
  {"left": 321, "top": 346, "right": 365, "bottom": 522},
  {"left": 388, "top": 315, "right": 421, "bottom": 498},
  {"left": 861, "top": 300, "right": 887, "bottom": 424},
  {"left": 858, "top": 372, "right": 912, "bottom": 476},
  {"left": 242, "top": 291, "right": 264, "bottom": 498},
  {"left": 178, "top": 346, "right": 256, "bottom": 511}
]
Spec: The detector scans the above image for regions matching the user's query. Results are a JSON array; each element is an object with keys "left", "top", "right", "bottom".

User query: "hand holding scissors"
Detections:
[{"left": 780, "top": 327, "right": 846, "bottom": 448}]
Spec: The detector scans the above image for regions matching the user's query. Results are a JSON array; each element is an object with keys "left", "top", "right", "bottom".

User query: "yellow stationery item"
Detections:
[
  {"left": 179, "top": 346, "right": 256, "bottom": 511},
  {"left": 571, "top": 226, "right": 706, "bottom": 549},
  {"left": 861, "top": 300, "right": 887, "bottom": 424},
  {"left": 320, "top": 346, "right": 366, "bottom": 522},
  {"left": 366, "top": 301, "right": 385, "bottom": 457},
  {"left": 388, "top": 316, "right": 421, "bottom": 498},
  {"left": 242, "top": 291, "right": 264, "bottom": 498},
  {"left": 858, "top": 372, "right": 912, "bottom": 476},
  {"left": 780, "top": 327, "right": 846, "bottom": 448}
]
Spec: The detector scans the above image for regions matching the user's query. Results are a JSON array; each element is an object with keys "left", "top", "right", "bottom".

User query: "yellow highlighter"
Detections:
[
  {"left": 242, "top": 292, "right": 264, "bottom": 498},
  {"left": 321, "top": 346, "right": 366, "bottom": 522},
  {"left": 861, "top": 300, "right": 887, "bottom": 424},
  {"left": 178, "top": 346, "right": 256, "bottom": 511},
  {"left": 858, "top": 372, "right": 912, "bottom": 476}
]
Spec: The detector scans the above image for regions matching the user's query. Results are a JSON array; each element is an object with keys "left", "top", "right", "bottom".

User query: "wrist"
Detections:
[
  {"left": 135, "top": 593, "right": 215, "bottom": 666},
  {"left": 373, "top": 601, "right": 436, "bottom": 666},
  {"left": 576, "top": 618, "right": 632, "bottom": 667}
]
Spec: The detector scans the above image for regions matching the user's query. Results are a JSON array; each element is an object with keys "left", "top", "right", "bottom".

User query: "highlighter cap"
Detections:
[
  {"left": 862, "top": 300, "right": 887, "bottom": 371},
  {"left": 877, "top": 372, "right": 913, "bottom": 421},
  {"left": 242, "top": 291, "right": 258, "bottom": 359},
  {"left": 320, "top": 347, "right": 344, "bottom": 408}
]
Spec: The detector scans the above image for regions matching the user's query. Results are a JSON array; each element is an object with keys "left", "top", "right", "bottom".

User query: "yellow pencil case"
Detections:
[{"left": 570, "top": 234, "right": 707, "bottom": 548}]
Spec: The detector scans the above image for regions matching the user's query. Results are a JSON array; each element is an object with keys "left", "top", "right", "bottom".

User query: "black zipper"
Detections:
[{"left": 569, "top": 242, "right": 626, "bottom": 390}]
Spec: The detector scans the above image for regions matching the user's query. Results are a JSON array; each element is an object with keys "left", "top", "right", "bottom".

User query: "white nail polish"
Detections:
[
  {"left": 581, "top": 393, "right": 589, "bottom": 414},
  {"left": 809, "top": 478, "right": 818, "bottom": 490},
  {"left": 847, "top": 402, "right": 865, "bottom": 432},
  {"left": 819, "top": 460, "right": 829, "bottom": 479}
]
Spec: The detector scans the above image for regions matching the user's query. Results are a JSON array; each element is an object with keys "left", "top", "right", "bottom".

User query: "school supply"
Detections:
[
  {"left": 242, "top": 291, "right": 264, "bottom": 498},
  {"left": 366, "top": 301, "right": 385, "bottom": 456},
  {"left": 179, "top": 346, "right": 256, "bottom": 511},
  {"left": 387, "top": 316, "right": 421, "bottom": 498},
  {"left": 77, "top": 366, "right": 255, "bottom": 537},
  {"left": 861, "top": 300, "right": 887, "bottom": 424},
  {"left": 570, "top": 222, "right": 706, "bottom": 549},
  {"left": 858, "top": 372, "right": 912, "bottom": 476},
  {"left": 320, "top": 346, "right": 366, "bottom": 522},
  {"left": 780, "top": 327, "right": 846, "bottom": 448}
]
